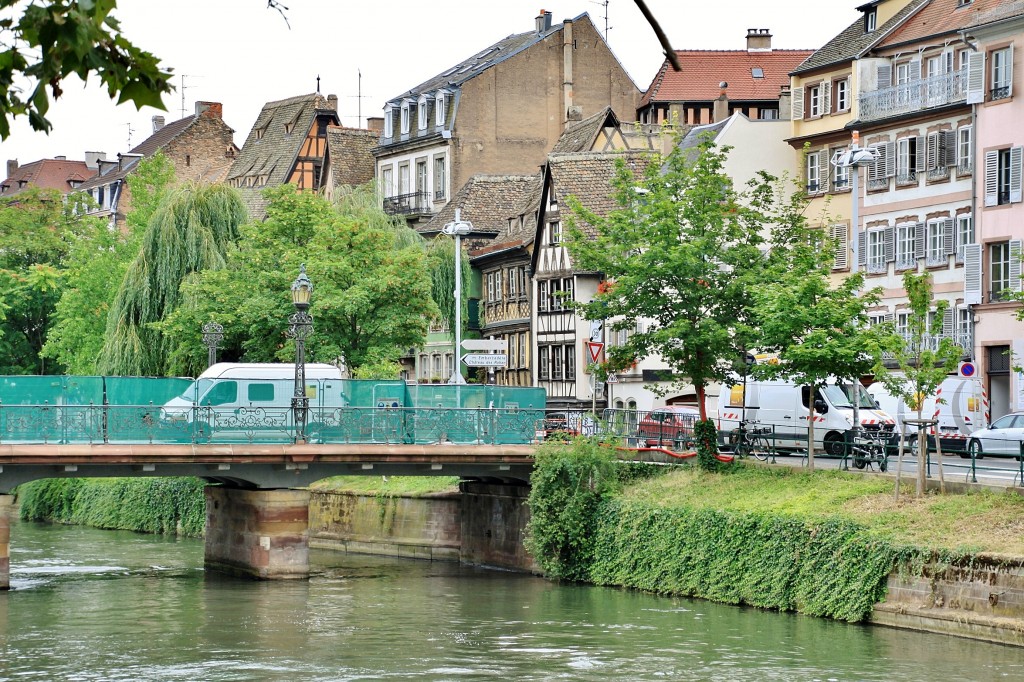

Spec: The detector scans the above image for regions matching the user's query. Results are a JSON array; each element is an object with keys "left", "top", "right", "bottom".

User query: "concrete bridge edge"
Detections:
[{"left": 0, "top": 494, "right": 12, "bottom": 590}]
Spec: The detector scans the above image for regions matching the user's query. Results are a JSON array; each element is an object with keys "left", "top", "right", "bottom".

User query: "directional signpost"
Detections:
[
  {"left": 462, "top": 353, "right": 508, "bottom": 367},
  {"left": 462, "top": 339, "right": 508, "bottom": 352}
]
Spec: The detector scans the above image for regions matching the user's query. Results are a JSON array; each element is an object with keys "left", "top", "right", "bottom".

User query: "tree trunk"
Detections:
[
  {"left": 916, "top": 405, "right": 925, "bottom": 498},
  {"left": 697, "top": 384, "right": 707, "bottom": 421},
  {"left": 806, "top": 384, "right": 816, "bottom": 473}
]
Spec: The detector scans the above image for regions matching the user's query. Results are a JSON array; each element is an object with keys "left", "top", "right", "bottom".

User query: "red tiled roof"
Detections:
[
  {"left": 640, "top": 49, "right": 814, "bottom": 107},
  {"left": 0, "top": 158, "right": 96, "bottom": 197},
  {"left": 878, "top": 0, "right": 1017, "bottom": 47}
]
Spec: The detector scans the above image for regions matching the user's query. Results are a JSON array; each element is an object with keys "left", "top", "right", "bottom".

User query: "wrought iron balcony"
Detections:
[
  {"left": 382, "top": 191, "right": 432, "bottom": 216},
  {"left": 881, "top": 331, "right": 973, "bottom": 359},
  {"left": 858, "top": 69, "right": 967, "bottom": 123}
]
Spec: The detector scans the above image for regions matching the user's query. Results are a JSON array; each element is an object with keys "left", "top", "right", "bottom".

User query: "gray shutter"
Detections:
[
  {"left": 884, "top": 226, "right": 895, "bottom": 263},
  {"left": 915, "top": 135, "right": 927, "bottom": 173},
  {"left": 821, "top": 81, "right": 832, "bottom": 114},
  {"left": 868, "top": 146, "right": 882, "bottom": 181},
  {"left": 984, "top": 150, "right": 999, "bottom": 207},
  {"left": 1010, "top": 146, "right": 1023, "bottom": 203},
  {"left": 832, "top": 223, "right": 849, "bottom": 270},
  {"left": 884, "top": 141, "right": 896, "bottom": 178},
  {"left": 915, "top": 222, "right": 926, "bottom": 260},
  {"left": 927, "top": 133, "right": 940, "bottom": 171},
  {"left": 819, "top": 148, "right": 829, "bottom": 192},
  {"left": 877, "top": 63, "right": 892, "bottom": 89},
  {"left": 1008, "top": 44, "right": 1015, "bottom": 98},
  {"left": 1011, "top": 240, "right": 1023, "bottom": 293},
  {"left": 942, "top": 308, "right": 954, "bottom": 337},
  {"left": 943, "top": 218, "right": 955, "bottom": 255},
  {"left": 967, "top": 51, "right": 985, "bottom": 104},
  {"left": 942, "top": 130, "right": 958, "bottom": 166},
  {"left": 963, "top": 243, "right": 982, "bottom": 305},
  {"left": 858, "top": 232, "right": 867, "bottom": 268},
  {"left": 909, "top": 59, "right": 922, "bottom": 82},
  {"left": 883, "top": 312, "right": 894, "bottom": 323},
  {"left": 792, "top": 86, "right": 804, "bottom": 120}
]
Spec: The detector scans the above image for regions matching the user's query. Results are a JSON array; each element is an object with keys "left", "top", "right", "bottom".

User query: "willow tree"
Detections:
[{"left": 97, "top": 182, "right": 247, "bottom": 376}]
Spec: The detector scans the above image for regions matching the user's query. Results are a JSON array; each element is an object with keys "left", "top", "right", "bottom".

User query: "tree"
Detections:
[
  {"left": 0, "top": 0, "right": 173, "bottom": 139},
  {"left": 873, "top": 271, "right": 962, "bottom": 498},
  {"left": 42, "top": 153, "right": 176, "bottom": 373},
  {"left": 97, "top": 182, "right": 247, "bottom": 376},
  {"left": 564, "top": 136, "right": 767, "bottom": 424},
  {"left": 158, "top": 185, "right": 438, "bottom": 377}
]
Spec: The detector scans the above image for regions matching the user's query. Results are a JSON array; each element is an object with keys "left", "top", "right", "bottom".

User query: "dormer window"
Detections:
[
  {"left": 417, "top": 95, "right": 429, "bottom": 130},
  {"left": 435, "top": 92, "right": 447, "bottom": 126},
  {"left": 400, "top": 101, "right": 410, "bottom": 135},
  {"left": 255, "top": 125, "right": 267, "bottom": 141},
  {"left": 865, "top": 8, "right": 877, "bottom": 32},
  {"left": 383, "top": 104, "right": 394, "bottom": 138}
]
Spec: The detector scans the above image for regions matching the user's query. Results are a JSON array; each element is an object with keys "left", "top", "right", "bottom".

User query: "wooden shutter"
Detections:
[
  {"left": 943, "top": 218, "right": 955, "bottom": 256},
  {"left": 821, "top": 81, "right": 832, "bottom": 114},
  {"left": 1007, "top": 45, "right": 1015, "bottom": 98},
  {"left": 883, "top": 141, "right": 896, "bottom": 178},
  {"left": 884, "top": 226, "right": 895, "bottom": 263},
  {"left": 792, "top": 86, "right": 804, "bottom": 120},
  {"left": 942, "top": 130, "right": 958, "bottom": 167},
  {"left": 868, "top": 146, "right": 883, "bottom": 181},
  {"left": 967, "top": 51, "right": 985, "bottom": 104},
  {"left": 1010, "top": 146, "right": 1023, "bottom": 203},
  {"left": 984, "top": 150, "right": 999, "bottom": 207},
  {"left": 832, "top": 223, "right": 848, "bottom": 270},
  {"left": 914, "top": 222, "right": 926, "bottom": 260},
  {"left": 909, "top": 59, "right": 922, "bottom": 82},
  {"left": 942, "top": 308, "right": 954, "bottom": 337},
  {"left": 819, "top": 148, "right": 829, "bottom": 192},
  {"left": 877, "top": 63, "right": 892, "bottom": 89},
  {"left": 1011, "top": 240, "right": 1023, "bottom": 293},
  {"left": 963, "top": 243, "right": 982, "bottom": 304},
  {"left": 858, "top": 232, "right": 867, "bottom": 268},
  {"left": 915, "top": 135, "right": 927, "bottom": 173},
  {"left": 927, "top": 133, "right": 940, "bottom": 171}
]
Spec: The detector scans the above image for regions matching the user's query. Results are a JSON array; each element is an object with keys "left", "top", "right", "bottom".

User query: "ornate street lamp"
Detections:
[
  {"left": 288, "top": 264, "right": 314, "bottom": 443},
  {"left": 441, "top": 208, "right": 472, "bottom": 384},
  {"left": 201, "top": 321, "right": 224, "bottom": 368}
]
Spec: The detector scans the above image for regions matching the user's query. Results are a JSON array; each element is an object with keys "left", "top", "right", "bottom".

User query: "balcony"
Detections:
[
  {"left": 383, "top": 191, "right": 431, "bottom": 217},
  {"left": 881, "top": 331, "right": 973, "bottom": 360},
  {"left": 858, "top": 69, "right": 967, "bottom": 123}
]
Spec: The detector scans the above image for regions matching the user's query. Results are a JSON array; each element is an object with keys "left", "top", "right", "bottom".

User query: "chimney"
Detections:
[
  {"left": 713, "top": 82, "right": 729, "bottom": 122},
  {"left": 746, "top": 28, "right": 772, "bottom": 52},
  {"left": 366, "top": 116, "right": 384, "bottom": 133},
  {"left": 152, "top": 115, "right": 165, "bottom": 133},
  {"left": 567, "top": 105, "right": 583, "bottom": 121},
  {"left": 54, "top": 155, "right": 66, "bottom": 160},
  {"left": 195, "top": 101, "right": 223, "bottom": 118},
  {"left": 328, "top": 94, "right": 338, "bottom": 111},
  {"left": 6, "top": 160, "right": 17, "bottom": 178},
  {"left": 778, "top": 85, "right": 792, "bottom": 121},
  {"left": 536, "top": 9, "right": 552, "bottom": 33},
  {"left": 84, "top": 151, "right": 106, "bottom": 169}
]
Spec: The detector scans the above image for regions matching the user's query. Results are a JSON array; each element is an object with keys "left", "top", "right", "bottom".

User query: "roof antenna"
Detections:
[
  {"left": 590, "top": 0, "right": 611, "bottom": 40},
  {"left": 126, "top": 122, "right": 134, "bottom": 148},
  {"left": 316, "top": 74, "right": 321, "bottom": 94},
  {"left": 180, "top": 74, "right": 201, "bottom": 118}
]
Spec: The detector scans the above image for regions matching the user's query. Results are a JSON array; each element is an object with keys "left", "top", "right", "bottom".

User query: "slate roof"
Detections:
[
  {"left": 792, "top": 0, "right": 929, "bottom": 74},
  {"left": 227, "top": 93, "right": 336, "bottom": 219},
  {"left": 421, "top": 175, "right": 538, "bottom": 242},
  {"left": 640, "top": 49, "right": 813, "bottom": 108},
  {"left": 968, "top": 0, "right": 1024, "bottom": 27},
  {"left": 550, "top": 107, "right": 618, "bottom": 153},
  {"left": 546, "top": 151, "right": 654, "bottom": 239},
  {"left": 880, "top": 0, "right": 1024, "bottom": 46},
  {"left": 324, "top": 126, "right": 377, "bottom": 190},
  {"left": 469, "top": 175, "right": 544, "bottom": 260},
  {"left": 675, "top": 119, "right": 731, "bottom": 162},
  {"left": 1, "top": 158, "right": 95, "bottom": 197}
]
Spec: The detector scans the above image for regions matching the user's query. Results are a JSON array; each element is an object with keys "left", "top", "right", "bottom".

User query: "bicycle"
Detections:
[
  {"left": 730, "top": 420, "right": 774, "bottom": 461},
  {"left": 847, "top": 430, "right": 889, "bottom": 472}
]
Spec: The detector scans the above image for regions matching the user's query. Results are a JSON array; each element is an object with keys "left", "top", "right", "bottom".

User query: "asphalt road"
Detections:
[{"left": 763, "top": 451, "right": 1024, "bottom": 487}]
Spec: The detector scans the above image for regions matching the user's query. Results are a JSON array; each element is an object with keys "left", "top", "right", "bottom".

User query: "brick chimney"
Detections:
[
  {"left": 6, "top": 160, "right": 17, "bottom": 178},
  {"left": 195, "top": 101, "right": 223, "bottom": 118},
  {"left": 536, "top": 9, "right": 552, "bottom": 33},
  {"left": 327, "top": 94, "right": 338, "bottom": 111},
  {"left": 152, "top": 115, "right": 165, "bottom": 132},
  {"left": 366, "top": 116, "right": 384, "bottom": 133},
  {"left": 713, "top": 82, "right": 730, "bottom": 122},
  {"left": 84, "top": 151, "right": 106, "bottom": 169},
  {"left": 746, "top": 28, "right": 772, "bottom": 52}
]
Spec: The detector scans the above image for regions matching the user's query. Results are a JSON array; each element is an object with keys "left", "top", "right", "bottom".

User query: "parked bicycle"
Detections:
[
  {"left": 848, "top": 430, "right": 889, "bottom": 472},
  {"left": 729, "top": 420, "right": 774, "bottom": 461}
]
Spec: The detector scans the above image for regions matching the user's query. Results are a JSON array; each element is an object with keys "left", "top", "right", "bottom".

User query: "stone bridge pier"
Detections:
[
  {"left": 204, "top": 487, "right": 311, "bottom": 580},
  {"left": 1, "top": 494, "right": 12, "bottom": 590}
]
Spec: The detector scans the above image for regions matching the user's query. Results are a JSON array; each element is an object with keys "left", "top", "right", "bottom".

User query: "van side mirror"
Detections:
[{"left": 813, "top": 399, "right": 828, "bottom": 414}]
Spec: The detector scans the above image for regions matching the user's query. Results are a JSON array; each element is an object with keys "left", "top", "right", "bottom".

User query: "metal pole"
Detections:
[
  {"left": 201, "top": 321, "right": 224, "bottom": 368},
  {"left": 289, "top": 265, "right": 314, "bottom": 444},
  {"left": 450, "top": 228, "right": 465, "bottom": 384}
]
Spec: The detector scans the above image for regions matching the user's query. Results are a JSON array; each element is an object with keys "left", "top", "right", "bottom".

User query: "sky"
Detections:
[{"left": 1, "top": 0, "right": 860, "bottom": 168}]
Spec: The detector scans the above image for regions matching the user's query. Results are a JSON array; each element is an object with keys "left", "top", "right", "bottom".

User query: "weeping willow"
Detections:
[
  {"left": 426, "top": 235, "right": 469, "bottom": 340},
  {"left": 97, "top": 183, "right": 248, "bottom": 376},
  {"left": 331, "top": 183, "right": 424, "bottom": 251}
]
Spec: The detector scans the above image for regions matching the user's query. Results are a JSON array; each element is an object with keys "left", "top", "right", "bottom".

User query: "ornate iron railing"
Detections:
[
  {"left": 858, "top": 69, "right": 967, "bottom": 122},
  {"left": 881, "top": 331, "right": 972, "bottom": 359},
  {"left": 382, "top": 191, "right": 431, "bottom": 216}
]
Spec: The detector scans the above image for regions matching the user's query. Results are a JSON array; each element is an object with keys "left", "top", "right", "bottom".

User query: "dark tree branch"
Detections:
[{"left": 633, "top": 0, "right": 681, "bottom": 71}]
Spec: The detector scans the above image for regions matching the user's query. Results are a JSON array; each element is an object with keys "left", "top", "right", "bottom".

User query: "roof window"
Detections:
[
  {"left": 865, "top": 9, "right": 877, "bottom": 32},
  {"left": 752, "top": 67, "right": 764, "bottom": 78}
]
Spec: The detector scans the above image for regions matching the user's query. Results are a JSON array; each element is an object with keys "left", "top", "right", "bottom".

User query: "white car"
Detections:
[{"left": 966, "top": 412, "right": 1024, "bottom": 459}]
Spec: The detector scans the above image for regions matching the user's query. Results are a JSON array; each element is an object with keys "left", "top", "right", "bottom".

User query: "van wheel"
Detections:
[
  {"left": 968, "top": 439, "right": 984, "bottom": 459},
  {"left": 823, "top": 432, "right": 846, "bottom": 457}
]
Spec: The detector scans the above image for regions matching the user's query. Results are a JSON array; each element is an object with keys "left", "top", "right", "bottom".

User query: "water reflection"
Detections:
[{"left": 1, "top": 521, "right": 1021, "bottom": 681}]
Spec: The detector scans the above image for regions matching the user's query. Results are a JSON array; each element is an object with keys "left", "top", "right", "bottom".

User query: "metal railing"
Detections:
[
  {"left": 382, "top": 191, "right": 431, "bottom": 216},
  {"left": 858, "top": 69, "right": 967, "bottom": 122},
  {"left": 881, "top": 331, "right": 972, "bottom": 359}
]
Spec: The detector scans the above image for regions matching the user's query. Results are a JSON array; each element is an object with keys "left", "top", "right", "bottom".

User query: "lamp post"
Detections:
[
  {"left": 442, "top": 208, "right": 472, "bottom": 385},
  {"left": 288, "top": 264, "right": 314, "bottom": 443},
  {"left": 201, "top": 321, "right": 224, "bottom": 368}
]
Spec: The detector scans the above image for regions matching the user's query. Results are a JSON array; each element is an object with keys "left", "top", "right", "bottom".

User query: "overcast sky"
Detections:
[{"left": 1, "top": 1, "right": 858, "bottom": 167}]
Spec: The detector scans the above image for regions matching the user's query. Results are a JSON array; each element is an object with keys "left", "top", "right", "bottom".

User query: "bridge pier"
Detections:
[
  {"left": 204, "top": 487, "right": 310, "bottom": 580},
  {"left": 0, "top": 494, "right": 12, "bottom": 590}
]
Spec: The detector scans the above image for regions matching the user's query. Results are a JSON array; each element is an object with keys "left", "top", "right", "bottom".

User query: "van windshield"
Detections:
[
  {"left": 824, "top": 384, "right": 876, "bottom": 409},
  {"left": 177, "top": 379, "right": 213, "bottom": 403}
]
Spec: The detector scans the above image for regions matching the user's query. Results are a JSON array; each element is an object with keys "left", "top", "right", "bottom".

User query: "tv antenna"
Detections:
[
  {"left": 347, "top": 68, "right": 373, "bottom": 128},
  {"left": 180, "top": 74, "right": 202, "bottom": 118},
  {"left": 126, "top": 122, "right": 135, "bottom": 148},
  {"left": 591, "top": 0, "right": 611, "bottom": 40}
]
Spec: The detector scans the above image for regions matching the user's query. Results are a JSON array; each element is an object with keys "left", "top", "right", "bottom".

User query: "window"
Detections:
[
  {"left": 549, "top": 279, "right": 562, "bottom": 311},
  {"left": 990, "top": 241, "right": 1011, "bottom": 299},
  {"left": 958, "top": 48, "right": 971, "bottom": 72},
  {"left": 833, "top": 149, "right": 850, "bottom": 189},
  {"left": 400, "top": 102, "right": 410, "bottom": 135},
  {"left": 538, "top": 280, "right": 549, "bottom": 311},
  {"left": 926, "top": 219, "right": 945, "bottom": 265},
  {"left": 419, "top": 355, "right": 429, "bottom": 379},
  {"left": 508, "top": 335, "right": 517, "bottom": 369},
  {"left": 984, "top": 147, "right": 1023, "bottom": 206},
  {"left": 563, "top": 277, "right": 574, "bottom": 306},
  {"left": 896, "top": 311, "right": 910, "bottom": 339},
  {"left": 895, "top": 223, "right": 915, "bottom": 268},
  {"left": 868, "top": 229, "right": 886, "bottom": 272},
  {"left": 991, "top": 47, "right": 1013, "bottom": 100},
  {"left": 896, "top": 137, "right": 919, "bottom": 184},
  {"left": 807, "top": 84, "right": 821, "bottom": 117},
  {"left": 399, "top": 164, "right": 410, "bottom": 195},
  {"left": 751, "top": 67, "right": 764, "bottom": 78},
  {"left": 565, "top": 345, "right": 576, "bottom": 381},
  {"left": 549, "top": 220, "right": 562, "bottom": 245},
  {"left": 433, "top": 157, "right": 446, "bottom": 200},
  {"left": 433, "top": 354, "right": 442, "bottom": 378},
  {"left": 866, "top": 8, "right": 877, "bottom": 32},
  {"left": 956, "top": 306, "right": 972, "bottom": 348},
  {"left": 806, "top": 152, "right": 821, "bottom": 192},
  {"left": 381, "top": 167, "right": 393, "bottom": 197},
  {"left": 957, "top": 125, "right": 972, "bottom": 173},
  {"left": 417, "top": 96, "right": 429, "bottom": 130},
  {"left": 833, "top": 77, "right": 850, "bottom": 112},
  {"left": 998, "top": 148, "right": 1011, "bottom": 204},
  {"left": 518, "top": 332, "right": 527, "bottom": 368},
  {"left": 956, "top": 214, "right": 973, "bottom": 261},
  {"left": 435, "top": 92, "right": 447, "bottom": 126},
  {"left": 896, "top": 61, "right": 912, "bottom": 86},
  {"left": 383, "top": 105, "right": 394, "bottom": 138},
  {"left": 868, "top": 311, "right": 889, "bottom": 327},
  {"left": 538, "top": 346, "right": 550, "bottom": 380},
  {"left": 416, "top": 160, "right": 427, "bottom": 197},
  {"left": 247, "top": 383, "right": 275, "bottom": 402},
  {"left": 551, "top": 344, "right": 563, "bottom": 380},
  {"left": 759, "top": 107, "right": 779, "bottom": 120}
]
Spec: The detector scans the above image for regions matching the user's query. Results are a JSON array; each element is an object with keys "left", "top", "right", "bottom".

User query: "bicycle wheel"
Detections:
[
  {"left": 734, "top": 438, "right": 751, "bottom": 459},
  {"left": 752, "top": 437, "right": 770, "bottom": 461}
]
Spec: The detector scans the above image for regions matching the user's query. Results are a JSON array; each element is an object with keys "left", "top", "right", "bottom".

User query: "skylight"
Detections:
[{"left": 752, "top": 67, "right": 764, "bottom": 78}]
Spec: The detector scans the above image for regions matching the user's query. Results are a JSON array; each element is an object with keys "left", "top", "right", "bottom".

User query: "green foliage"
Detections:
[
  {"left": 425, "top": 234, "right": 470, "bottom": 341},
  {"left": 350, "top": 346, "right": 404, "bottom": 380},
  {"left": 524, "top": 439, "right": 622, "bottom": 581},
  {"left": 310, "top": 475, "right": 461, "bottom": 495},
  {"left": 694, "top": 418, "right": 722, "bottom": 471},
  {"left": 0, "top": 0, "right": 174, "bottom": 139},
  {"left": 17, "top": 477, "right": 205, "bottom": 536},
  {"left": 98, "top": 182, "right": 247, "bottom": 376}
]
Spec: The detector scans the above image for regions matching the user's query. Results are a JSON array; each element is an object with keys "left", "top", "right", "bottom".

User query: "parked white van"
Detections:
[
  {"left": 162, "top": 363, "right": 344, "bottom": 440},
  {"left": 866, "top": 377, "right": 984, "bottom": 454},
  {"left": 717, "top": 379, "right": 896, "bottom": 455}
]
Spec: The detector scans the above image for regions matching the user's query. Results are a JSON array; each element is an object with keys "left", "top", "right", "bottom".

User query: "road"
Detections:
[{"left": 763, "top": 451, "right": 1024, "bottom": 487}]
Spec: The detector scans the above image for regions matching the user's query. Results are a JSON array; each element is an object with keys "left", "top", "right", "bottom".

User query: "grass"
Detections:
[
  {"left": 310, "top": 475, "right": 461, "bottom": 496},
  {"left": 624, "top": 463, "right": 1024, "bottom": 556}
]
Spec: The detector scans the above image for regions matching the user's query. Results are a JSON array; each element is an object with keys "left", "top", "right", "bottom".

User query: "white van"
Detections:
[
  {"left": 717, "top": 379, "right": 896, "bottom": 455},
  {"left": 866, "top": 377, "right": 983, "bottom": 454},
  {"left": 162, "top": 363, "right": 344, "bottom": 440}
]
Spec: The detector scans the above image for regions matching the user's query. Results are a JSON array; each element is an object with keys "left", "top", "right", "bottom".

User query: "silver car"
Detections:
[{"left": 967, "top": 412, "right": 1024, "bottom": 459}]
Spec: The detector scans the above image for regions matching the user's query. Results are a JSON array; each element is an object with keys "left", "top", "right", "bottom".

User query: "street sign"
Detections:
[
  {"left": 462, "top": 339, "right": 508, "bottom": 352},
  {"left": 462, "top": 353, "right": 508, "bottom": 367},
  {"left": 959, "top": 361, "right": 976, "bottom": 378},
  {"left": 606, "top": 373, "right": 619, "bottom": 384},
  {"left": 586, "top": 341, "right": 604, "bottom": 363}
]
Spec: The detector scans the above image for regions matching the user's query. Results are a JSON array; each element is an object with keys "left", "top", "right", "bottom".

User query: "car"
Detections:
[
  {"left": 966, "top": 412, "right": 1024, "bottom": 459},
  {"left": 636, "top": 406, "right": 700, "bottom": 449}
]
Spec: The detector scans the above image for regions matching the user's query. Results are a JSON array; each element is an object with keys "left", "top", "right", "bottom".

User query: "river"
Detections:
[{"left": 1, "top": 520, "right": 1021, "bottom": 681}]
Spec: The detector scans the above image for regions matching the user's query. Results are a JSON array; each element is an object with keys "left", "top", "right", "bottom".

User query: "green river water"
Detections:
[{"left": 1, "top": 520, "right": 1021, "bottom": 681}]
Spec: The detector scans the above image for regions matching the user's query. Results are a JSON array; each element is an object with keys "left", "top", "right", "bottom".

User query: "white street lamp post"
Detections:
[{"left": 442, "top": 208, "right": 472, "bottom": 385}]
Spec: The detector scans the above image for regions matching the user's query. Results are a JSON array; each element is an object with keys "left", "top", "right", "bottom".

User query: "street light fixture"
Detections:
[
  {"left": 288, "top": 264, "right": 314, "bottom": 443},
  {"left": 201, "top": 321, "right": 224, "bottom": 368},
  {"left": 441, "top": 208, "right": 472, "bottom": 385}
]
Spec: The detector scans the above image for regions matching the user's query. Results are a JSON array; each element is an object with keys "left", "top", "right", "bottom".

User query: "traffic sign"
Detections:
[
  {"left": 586, "top": 341, "right": 604, "bottom": 363},
  {"left": 959, "top": 361, "right": 976, "bottom": 378},
  {"left": 606, "top": 373, "right": 619, "bottom": 384},
  {"left": 462, "top": 353, "right": 508, "bottom": 367},
  {"left": 462, "top": 339, "right": 507, "bottom": 351}
]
